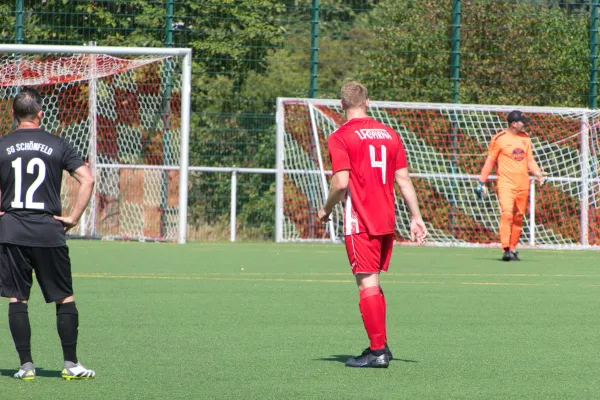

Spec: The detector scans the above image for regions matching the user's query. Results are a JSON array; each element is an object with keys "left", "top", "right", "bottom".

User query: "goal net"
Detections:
[
  {"left": 276, "top": 98, "right": 600, "bottom": 249},
  {"left": 0, "top": 45, "right": 191, "bottom": 243}
]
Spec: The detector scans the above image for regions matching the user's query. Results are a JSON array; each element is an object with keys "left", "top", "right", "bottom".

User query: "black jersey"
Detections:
[{"left": 0, "top": 129, "right": 85, "bottom": 247}]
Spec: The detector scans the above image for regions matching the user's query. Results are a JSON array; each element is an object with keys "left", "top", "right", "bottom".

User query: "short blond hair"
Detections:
[{"left": 341, "top": 81, "right": 368, "bottom": 110}]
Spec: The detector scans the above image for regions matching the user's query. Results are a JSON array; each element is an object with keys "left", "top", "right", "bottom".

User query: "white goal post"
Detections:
[
  {"left": 0, "top": 44, "right": 191, "bottom": 244},
  {"left": 276, "top": 97, "right": 600, "bottom": 250}
]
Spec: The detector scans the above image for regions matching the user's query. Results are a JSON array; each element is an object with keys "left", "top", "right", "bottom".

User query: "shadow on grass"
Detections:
[
  {"left": 470, "top": 257, "right": 539, "bottom": 263},
  {"left": 317, "top": 355, "right": 418, "bottom": 363},
  {"left": 0, "top": 367, "right": 62, "bottom": 378}
]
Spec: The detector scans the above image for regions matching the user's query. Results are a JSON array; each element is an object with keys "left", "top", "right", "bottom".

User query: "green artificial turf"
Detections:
[{"left": 0, "top": 241, "right": 598, "bottom": 399}]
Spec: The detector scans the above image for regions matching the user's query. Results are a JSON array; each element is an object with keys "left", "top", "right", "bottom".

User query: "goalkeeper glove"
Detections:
[{"left": 475, "top": 181, "right": 488, "bottom": 199}]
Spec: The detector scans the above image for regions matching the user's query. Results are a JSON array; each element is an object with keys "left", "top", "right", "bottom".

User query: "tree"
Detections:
[
  {"left": 360, "top": 0, "right": 454, "bottom": 102},
  {"left": 361, "top": 0, "right": 589, "bottom": 106}
]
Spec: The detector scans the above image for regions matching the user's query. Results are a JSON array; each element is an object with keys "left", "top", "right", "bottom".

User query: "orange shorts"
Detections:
[
  {"left": 344, "top": 233, "right": 394, "bottom": 275},
  {"left": 497, "top": 186, "right": 529, "bottom": 216}
]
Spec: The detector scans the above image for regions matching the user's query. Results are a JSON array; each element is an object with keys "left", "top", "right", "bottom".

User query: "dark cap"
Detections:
[{"left": 506, "top": 110, "right": 531, "bottom": 124}]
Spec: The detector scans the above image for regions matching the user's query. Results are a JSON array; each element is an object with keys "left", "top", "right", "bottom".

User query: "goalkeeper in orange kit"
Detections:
[{"left": 475, "top": 110, "right": 547, "bottom": 261}]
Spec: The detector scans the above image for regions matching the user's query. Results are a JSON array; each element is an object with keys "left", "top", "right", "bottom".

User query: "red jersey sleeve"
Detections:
[
  {"left": 395, "top": 137, "right": 408, "bottom": 170},
  {"left": 328, "top": 133, "right": 351, "bottom": 173}
]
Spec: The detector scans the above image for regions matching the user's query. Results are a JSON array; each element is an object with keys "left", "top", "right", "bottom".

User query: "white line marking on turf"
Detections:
[
  {"left": 74, "top": 271, "right": 600, "bottom": 278},
  {"left": 71, "top": 273, "right": 566, "bottom": 287}
]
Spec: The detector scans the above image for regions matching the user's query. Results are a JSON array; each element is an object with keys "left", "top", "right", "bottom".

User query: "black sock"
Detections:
[
  {"left": 9, "top": 302, "right": 32, "bottom": 365},
  {"left": 56, "top": 302, "right": 79, "bottom": 363}
]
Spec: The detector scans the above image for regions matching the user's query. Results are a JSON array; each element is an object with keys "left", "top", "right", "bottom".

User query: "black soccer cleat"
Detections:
[
  {"left": 361, "top": 343, "right": 393, "bottom": 361},
  {"left": 502, "top": 249, "right": 512, "bottom": 261},
  {"left": 346, "top": 350, "right": 389, "bottom": 368},
  {"left": 510, "top": 251, "right": 520, "bottom": 261}
]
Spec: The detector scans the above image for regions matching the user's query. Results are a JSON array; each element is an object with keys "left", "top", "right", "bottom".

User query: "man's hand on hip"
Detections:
[{"left": 54, "top": 215, "right": 77, "bottom": 232}]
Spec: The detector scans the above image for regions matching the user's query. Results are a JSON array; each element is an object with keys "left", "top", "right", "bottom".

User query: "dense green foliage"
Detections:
[{"left": 0, "top": 1, "right": 594, "bottom": 240}]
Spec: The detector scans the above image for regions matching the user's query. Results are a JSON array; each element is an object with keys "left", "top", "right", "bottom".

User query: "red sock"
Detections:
[
  {"left": 359, "top": 286, "right": 386, "bottom": 351},
  {"left": 379, "top": 286, "right": 387, "bottom": 344}
]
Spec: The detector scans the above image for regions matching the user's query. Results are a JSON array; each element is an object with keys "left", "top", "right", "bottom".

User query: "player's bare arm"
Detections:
[
  {"left": 527, "top": 152, "right": 547, "bottom": 185},
  {"left": 394, "top": 167, "right": 427, "bottom": 244},
  {"left": 54, "top": 165, "right": 95, "bottom": 231},
  {"left": 318, "top": 170, "right": 349, "bottom": 222}
]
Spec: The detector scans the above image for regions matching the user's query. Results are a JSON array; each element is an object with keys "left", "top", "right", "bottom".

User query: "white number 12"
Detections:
[
  {"left": 11, "top": 157, "right": 46, "bottom": 209},
  {"left": 369, "top": 144, "right": 387, "bottom": 184}
]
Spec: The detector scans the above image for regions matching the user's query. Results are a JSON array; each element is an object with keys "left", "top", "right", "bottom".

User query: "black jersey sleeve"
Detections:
[{"left": 61, "top": 140, "right": 85, "bottom": 173}]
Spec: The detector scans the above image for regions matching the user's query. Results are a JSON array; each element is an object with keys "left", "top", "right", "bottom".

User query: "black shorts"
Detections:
[{"left": 0, "top": 244, "right": 73, "bottom": 303}]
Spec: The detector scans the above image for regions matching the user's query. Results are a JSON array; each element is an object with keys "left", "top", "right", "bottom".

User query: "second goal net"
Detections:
[{"left": 276, "top": 98, "right": 600, "bottom": 249}]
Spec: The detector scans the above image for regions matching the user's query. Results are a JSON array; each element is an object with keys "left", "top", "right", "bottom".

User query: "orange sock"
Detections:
[
  {"left": 499, "top": 211, "right": 513, "bottom": 250},
  {"left": 509, "top": 213, "right": 524, "bottom": 251}
]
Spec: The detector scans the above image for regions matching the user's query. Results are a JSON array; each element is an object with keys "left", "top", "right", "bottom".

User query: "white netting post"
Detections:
[
  {"left": 580, "top": 114, "right": 590, "bottom": 246},
  {"left": 230, "top": 169, "right": 237, "bottom": 242},
  {"left": 529, "top": 180, "right": 535, "bottom": 246},
  {"left": 177, "top": 49, "right": 191, "bottom": 244},
  {"left": 275, "top": 98, "right": 285, "bottom": 243},
  {"left": 308, "top": 103, "right": 336, "bottom": 241},
  {"left": 87, "top": 43, "right": 98, "bottom": 237}
]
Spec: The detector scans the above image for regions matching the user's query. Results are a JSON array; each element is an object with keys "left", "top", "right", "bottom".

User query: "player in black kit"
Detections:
[{"left": 0, "top": 88, "right": 96, "bottom": 380}]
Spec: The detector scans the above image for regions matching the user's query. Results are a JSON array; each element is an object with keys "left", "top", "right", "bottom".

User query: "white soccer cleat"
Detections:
[
  {"left": 62, "top": 361, "right": 96, "bottom": 380},
  {"left": 14, "top": 362, "right": 36, "bottom": 381}
]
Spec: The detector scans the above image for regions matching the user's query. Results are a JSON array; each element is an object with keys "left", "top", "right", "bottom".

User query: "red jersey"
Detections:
[{"left": 327, "top": 117, "right": 407, "bottom": 236}]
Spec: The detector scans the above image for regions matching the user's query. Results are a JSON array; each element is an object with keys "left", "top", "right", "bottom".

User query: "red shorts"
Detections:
[{"left": 344, "top": 233, "right": 394, "bottom": 275}]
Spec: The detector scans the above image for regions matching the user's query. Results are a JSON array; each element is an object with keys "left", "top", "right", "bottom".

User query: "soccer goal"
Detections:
[
  {"left": 0, "top": 44, "right": 191, "bottom": 244},
  {"left": 276, "top": 98, "right": 600, "bottom": 250}
]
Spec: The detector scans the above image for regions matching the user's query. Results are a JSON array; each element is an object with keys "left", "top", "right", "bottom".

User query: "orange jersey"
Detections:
[{"left": 487, "top": 130, "right": 533, "bottom": 188}]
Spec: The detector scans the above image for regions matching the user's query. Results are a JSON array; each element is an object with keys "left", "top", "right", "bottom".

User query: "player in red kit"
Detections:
[{"left": 318, "top": 82, "right": 427, "bottom": 368}]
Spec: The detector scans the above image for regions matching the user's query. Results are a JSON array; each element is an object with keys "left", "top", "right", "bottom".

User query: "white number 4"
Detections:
[
  {"left": 369, "top": 144, "right": 387, "bottom": 184},
  {"left": 11, "top": 157, "right": 46, "bottom": 209}
]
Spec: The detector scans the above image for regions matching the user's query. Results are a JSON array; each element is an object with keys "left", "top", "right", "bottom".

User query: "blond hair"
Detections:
[{"left": 340, "top": 81, "right": 368, "bottom": 110}]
